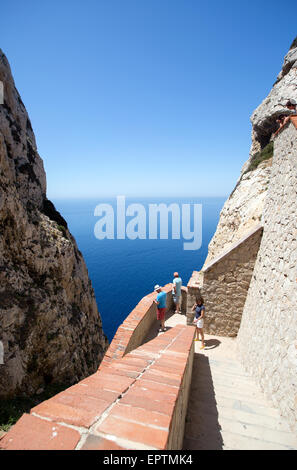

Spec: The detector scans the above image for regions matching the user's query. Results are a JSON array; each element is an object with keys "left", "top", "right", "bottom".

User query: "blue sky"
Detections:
[{"left": 1, "top": 0, "right": 296, "bottom": 198}]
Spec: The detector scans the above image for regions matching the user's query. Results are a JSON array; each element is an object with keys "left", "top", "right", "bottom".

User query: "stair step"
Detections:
[{"left": 183, "top": 334, "right": 297, "bottom": 450}]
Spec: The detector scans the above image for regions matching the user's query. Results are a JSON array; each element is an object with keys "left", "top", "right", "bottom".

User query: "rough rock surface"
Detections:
[
  {"left": 204, "top": 159, "right": 271, "bottom": 265},
  {"left": 0, "top": 49, "right": 108, "bottom": 398},
  {"left": 204, "top": 40, "right": 297, "bottom": 266},
  {"left": 238, "top": 121, "right": 297, "bottom": 432},
  {"left": 200, "top": 38, "right": 297, "bottom": 431},
  {"left": 246, "top": 44, "right": 297, "bottom": 166},
  {"left": 189, "top": 226, "right": 263, "bottom": 337}
]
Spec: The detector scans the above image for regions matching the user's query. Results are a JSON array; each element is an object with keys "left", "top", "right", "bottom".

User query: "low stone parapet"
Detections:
[
  {"left": 187, "top": 225, "right": 263, "bottom": 336},
  {"left": 100, "top": 283, "right": 184, "bottom": 368},
  {"left": 0, "top": 324, "right": 195, "bottom": 450}
]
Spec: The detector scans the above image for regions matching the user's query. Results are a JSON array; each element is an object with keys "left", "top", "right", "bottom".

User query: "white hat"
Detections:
[{"left": 154, "top": 284, "right": 161, "bottom": 291}]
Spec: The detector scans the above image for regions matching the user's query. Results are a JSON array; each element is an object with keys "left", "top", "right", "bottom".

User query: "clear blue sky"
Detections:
[{"left": 1, "top": 0, "right": 296, "bottom": 198}]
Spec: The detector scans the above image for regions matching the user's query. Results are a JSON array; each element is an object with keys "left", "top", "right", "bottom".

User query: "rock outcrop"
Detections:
[
  {"left": 246, "top": 39, "right": 297, "bottom": 167},
  {"left": 204, "top": 159, "right": 271, "bottom": 265},
  {"left": 200, "top": 37, "right": 297, "bottom": 430},
  {"left": 204, "top": 38, "right": 297, "bottom": 266},
  {"left": 0, "top": 49, "right": 108, "bottom": 398}
]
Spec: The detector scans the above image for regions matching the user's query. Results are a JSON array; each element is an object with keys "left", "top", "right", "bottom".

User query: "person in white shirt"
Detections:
[{"left": 172, "top": 272, "right": 182, "bottom": 314}]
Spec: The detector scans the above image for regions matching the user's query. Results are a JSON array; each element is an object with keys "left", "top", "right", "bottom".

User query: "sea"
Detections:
[{"left": 53, "top": 197, "right": 225, "bottom": 342}]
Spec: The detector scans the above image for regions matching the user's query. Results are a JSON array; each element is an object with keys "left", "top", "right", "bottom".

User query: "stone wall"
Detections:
[
  {"left": 100, "top": 284, "right": 174, "bottom": 367},
  {"left": 187, "top": 225, "right": 263, "bottom": 336},
  {"left": 101, "top": 284, "right": 187, "bottom": 368},
  {"left": 0, "top": 324, "right": 195, "bottom": 450},
  {"left": 237, "top": 120, "right": 297, "bottom": 431}
]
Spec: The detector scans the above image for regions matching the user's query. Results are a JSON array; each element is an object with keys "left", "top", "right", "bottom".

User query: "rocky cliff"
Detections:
[
  {"left": 204, "top": 38, "right": 297, "bottom": 266},
  {"left": 237, "top": 115, "right": 297, "bottom": 431},
  {"left": 0, "top": 50, "right": 108, "bottom": 398},
  {"left": 200, "top": 38, "right": 297, "bottom": 429}
]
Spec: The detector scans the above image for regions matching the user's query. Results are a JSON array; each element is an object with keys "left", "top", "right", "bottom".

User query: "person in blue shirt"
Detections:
[
  {"left": 192, "top": 297, "right": 205, "bottom": 349},
  {"left": 154, "top": 284, "right": 167, "bottom": 332},
  {"left": 172, "top": 272, "right": 182, "bottom": 314}
]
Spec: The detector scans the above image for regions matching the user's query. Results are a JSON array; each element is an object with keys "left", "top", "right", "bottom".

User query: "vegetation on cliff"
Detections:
[{"left": 245, "top": 141, "right": 274, "bottom": 173}]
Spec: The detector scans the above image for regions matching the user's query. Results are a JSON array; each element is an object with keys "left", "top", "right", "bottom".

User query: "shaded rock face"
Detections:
[
  {"left": 0, "top": 50, "right": 108, "bottom": 398},
  {"left": 204, "top": 39, "right": 297, "bottom": 266},
  {"left": 246, "top": 42, "right": 297, "bottom": 166}
]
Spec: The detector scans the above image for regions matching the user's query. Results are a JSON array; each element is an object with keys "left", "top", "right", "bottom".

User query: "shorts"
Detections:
[
  {"left": 157, "top": 307, "right": 166, "bottom": 321},
  {"left": 172, "top": 294, "right": 181, "bottom": 304},
  {"left": 196, "top": 318, "right": 204, "bottom": 329}
]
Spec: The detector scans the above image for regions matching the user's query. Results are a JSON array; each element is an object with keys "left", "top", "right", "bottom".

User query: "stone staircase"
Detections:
[
  {"left": 165, "top": 313, "right": 297, "bottom": 450},
  {"left": 2, "top": 306, "right": 296, "bottom": 450}
]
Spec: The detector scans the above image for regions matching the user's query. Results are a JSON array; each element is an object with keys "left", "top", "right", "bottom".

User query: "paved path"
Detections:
[{"left": 162, "top": 311, "right": 297, "bottom": 450}]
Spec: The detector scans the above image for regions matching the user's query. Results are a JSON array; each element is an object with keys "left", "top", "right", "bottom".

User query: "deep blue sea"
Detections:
[{"left": 53, "top": 197, "right": 225, "bottom": 342}]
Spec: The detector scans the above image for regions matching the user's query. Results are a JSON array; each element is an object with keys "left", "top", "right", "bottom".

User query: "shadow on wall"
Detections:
[
  {"left": 141, "top": 308, "right": 183, "bottom": 345},
  {"left": 183, "top": 354, "right": 223, "bottom": 450}
]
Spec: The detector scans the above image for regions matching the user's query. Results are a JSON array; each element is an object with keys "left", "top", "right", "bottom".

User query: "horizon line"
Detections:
[{"left": 50, "top": 195, "right": 228, "bottom": 200}]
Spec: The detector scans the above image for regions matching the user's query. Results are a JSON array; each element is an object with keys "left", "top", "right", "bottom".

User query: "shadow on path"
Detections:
[
  {"left": 183, "top": 353, "right": 224, "bottom": 450},
  {"left": 204, "top": 338, "right": 221, "bottom": 350}
]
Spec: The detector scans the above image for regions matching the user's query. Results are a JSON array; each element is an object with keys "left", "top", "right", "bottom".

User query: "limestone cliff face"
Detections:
[
  {"left": 0, "top": 50, "right": 108, "bottom": 397},
  {"left": 245, "top": 40, "right": 297, "bottom": 168},
  {"left": 204, "top": 39, "right": 297, "bottom": 266},
  {"left": 238, "top": 119, "right": 297, "bottom": 431},
  {"left": 204, "top": 159, "right": 271, "bottom": 265}
]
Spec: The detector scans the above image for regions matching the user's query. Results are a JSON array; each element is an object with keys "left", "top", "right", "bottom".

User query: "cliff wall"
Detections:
[
  {"left": 0, "top": 50, "right": 108, "bottom": 397},
  {"left": 205, "top": 40, "right": 297, "bottom": 266},
  {"left": 237, "top": 118, "right": 297, "bottom": 431},
  {"left": 202, "top": 39, "right": 297, "bottom": 430}
]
